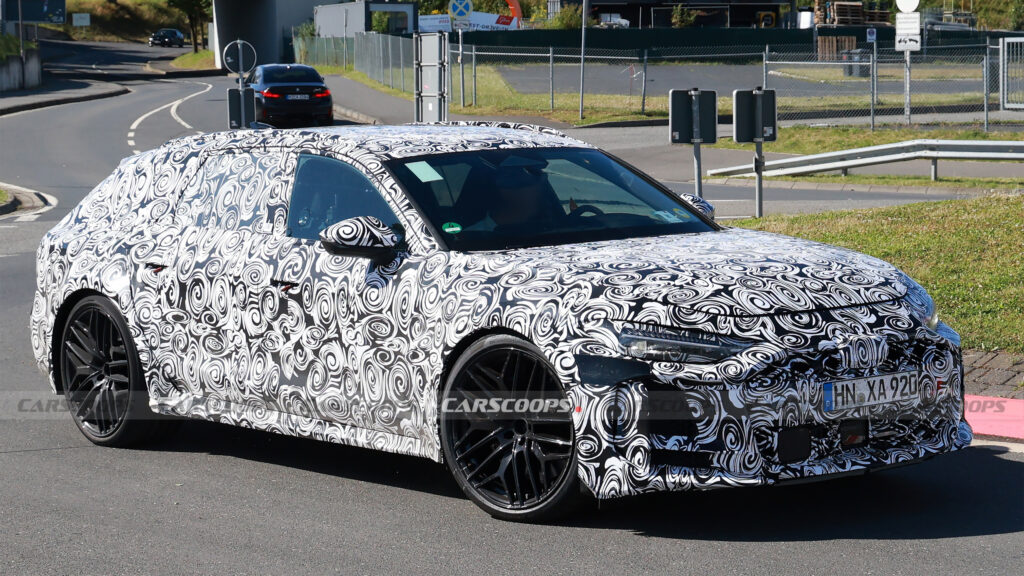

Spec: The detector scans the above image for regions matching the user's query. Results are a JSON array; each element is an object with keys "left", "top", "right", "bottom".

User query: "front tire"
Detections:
[
  {"left": 440, "top": 335, "right": 580, "bottom": 521},
  {"left": 59, "top": 296, "right": 173, "bottom": 447}
]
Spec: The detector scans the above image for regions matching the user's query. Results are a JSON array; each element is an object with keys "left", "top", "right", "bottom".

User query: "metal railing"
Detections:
[{"left": 707, "top": 139, "right": 1024, "bottom": 180}]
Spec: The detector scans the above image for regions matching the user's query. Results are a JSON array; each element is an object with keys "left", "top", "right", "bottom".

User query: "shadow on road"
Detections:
[{"left": 152, "top": 419, "right": 1022, "bottom": 540}]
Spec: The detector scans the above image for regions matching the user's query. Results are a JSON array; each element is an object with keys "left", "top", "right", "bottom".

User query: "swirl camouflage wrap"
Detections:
[{"left": 30, "top": 124, "right": 971, "bottom": 501}]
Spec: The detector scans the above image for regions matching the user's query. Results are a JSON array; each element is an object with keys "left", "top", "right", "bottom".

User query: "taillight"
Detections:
[
  {"left": 261, "top": 90, "right": 281, "bottom": 98},
  {"left": 314, "top": 88, "right": 331, "bottom": 98}
]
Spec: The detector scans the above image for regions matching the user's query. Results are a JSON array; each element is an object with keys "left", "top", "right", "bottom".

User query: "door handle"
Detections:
[
  {"left": 270, "top": 279, "right": 297, "bottom": 293},
  {"left": 144, "top": 262, "right": 169, "bottom": 273}
]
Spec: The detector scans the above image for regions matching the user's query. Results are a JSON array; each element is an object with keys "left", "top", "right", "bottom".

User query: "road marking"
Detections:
[
  {"left": 128, "top": 80, "right": 212, "bottom": 154},
  {"left": 0, "top": 181, "right": 59, "bottom": 222},
  {"left": 169, "top": 81, "right": 212, "bottom": 130}
]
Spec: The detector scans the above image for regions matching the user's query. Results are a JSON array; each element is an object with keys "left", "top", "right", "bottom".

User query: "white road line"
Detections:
[
  {"left": 127, "top": 80, "right": 211, "bottom": 154},
  {"left": 0, "top": 181, "right": 59, "bottom": 222},
  {"left": 971, "top": 440, "right": 1024, "bottom": 454},
  {"left": 169, "top": 81, "right": 212, "bottom": 131}
]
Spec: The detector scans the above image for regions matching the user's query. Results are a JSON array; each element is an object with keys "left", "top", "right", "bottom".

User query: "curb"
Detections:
[
  {"left": 965, "top": 394, "right": 1024, "bottom": 441},
  {"left": 0, "top": 83, "right": 130, "bottom": 116},
  {"left": 333, "top": 104, "right": 381, "bottom": 125},
  {"left": 144, "top": 61, "right": 227, "bottom": 78},
  {"left": 0, "top": 194, "right": 20, "bottom": 216}
]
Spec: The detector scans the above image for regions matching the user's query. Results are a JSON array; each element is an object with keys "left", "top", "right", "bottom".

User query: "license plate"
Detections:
[
  {"left": 823, "top": 371, "right": 920, "bottom": 412},
  {"left": 287, "top": 94, "right": 309, "bottom": 100}
]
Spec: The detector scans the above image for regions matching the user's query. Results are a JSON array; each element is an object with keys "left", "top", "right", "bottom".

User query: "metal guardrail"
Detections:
[{"left": 707, "top": 139, "right": 1024, "bottom": 180}]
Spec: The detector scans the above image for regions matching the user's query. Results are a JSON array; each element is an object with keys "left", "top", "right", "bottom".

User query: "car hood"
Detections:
[{"left": 491, "top": 228, "right": 908, "bottom": 318}]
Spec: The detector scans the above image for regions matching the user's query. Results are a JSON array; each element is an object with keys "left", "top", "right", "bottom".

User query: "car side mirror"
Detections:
[
  {"left": 319, "top": 216, "right": 399, "bottom": 264},
  {"left": 680, "top": 193, "right": 715, "bottom": 222}
]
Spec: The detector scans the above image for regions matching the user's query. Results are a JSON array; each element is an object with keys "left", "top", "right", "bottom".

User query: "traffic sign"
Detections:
[
  {"left": 895, "top": 12, "right": 921, "bottom": 52},
  {"left": 896, "top": 0, "right": 919, "bottom": 13},
  {"left": 669, "top": 89, "right": 717, "bottom": 144},
  {"left": 222, "top": 39, "right": 257, "bottom": 75},
  {"left": 866, "top": 28, "right": 877, "bottom": 43},
  {"left": 449, "top": 0, "right": 472, "bottom": 30},
  {"left": 733, "top": 89, "right": 777, "bottom": 143}
]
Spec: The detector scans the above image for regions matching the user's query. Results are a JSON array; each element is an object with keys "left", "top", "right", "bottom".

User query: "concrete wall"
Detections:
[
  {"left": 315, "top": 3, "right": 365, "bottom": 38},
  {"left": 0, "top": 50, "right": 41, "bottom": 92},
  {"left": 315, "top": 2, "right": 417, "bottom": 37},
  {"left": 211, "top": 0, "right": 324, "bottom": 69}
]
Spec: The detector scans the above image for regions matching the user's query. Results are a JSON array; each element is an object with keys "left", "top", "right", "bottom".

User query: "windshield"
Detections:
[
  {"left": 387, "top": 147, "right": 715, "bottom": 251},
  {"left": 263, "top": 66, "right": 322, "bottom": 83}
]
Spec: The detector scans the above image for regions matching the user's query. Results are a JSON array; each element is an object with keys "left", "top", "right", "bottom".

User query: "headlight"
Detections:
[{"left": 618, "top": 323, "right": 754, "bottom": 364}]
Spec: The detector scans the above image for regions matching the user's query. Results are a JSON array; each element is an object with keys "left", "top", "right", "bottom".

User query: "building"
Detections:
[{"left": 554, "top": 0, "right": 796, "bottom": 29}]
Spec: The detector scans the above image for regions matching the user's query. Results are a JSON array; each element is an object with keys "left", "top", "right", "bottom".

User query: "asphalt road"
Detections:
[{"left": 0, "top": 42, "right": 1020, "bottom": 575}]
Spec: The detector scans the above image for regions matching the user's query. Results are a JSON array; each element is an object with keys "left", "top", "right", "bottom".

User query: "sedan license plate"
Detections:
[
  {"left": 823, "top": 371, "right": 920, "bottom": 412},
  {"left": 287, "top": 94, "right": 310, "bottom": 100}
]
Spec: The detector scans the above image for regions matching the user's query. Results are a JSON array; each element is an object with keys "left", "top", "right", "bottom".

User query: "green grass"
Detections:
[
  {"left": 766, "top": 174, "right": 1024, "bottom": 191},
  {"left": 0, "top": 189, "right": 8, "bottom": 205},
  {"left": 0, "top": 33, "right": 35, "bottom": 58},
  {"left": 171, "top": 50, "right": 215, "bottom": 70},
  {"left": 710, "top": 125, "right": 1024, "bottom": 155},
  {"left": 733, "top": 195, "right": 1024, "bottom": 354},
  {"left": 40, "top": 0, "right": 187, "bottom": 43},
  {"left": 773, "top": 64, "right": 984, "bottom": 83}
]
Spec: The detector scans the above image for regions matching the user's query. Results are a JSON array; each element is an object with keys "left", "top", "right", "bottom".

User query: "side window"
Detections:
[
  {"left": 286, "top": 154, "right": 403, "bottom": 241},
  {"left": 175, "top": 150, "right": 291, "bottom": 233}
]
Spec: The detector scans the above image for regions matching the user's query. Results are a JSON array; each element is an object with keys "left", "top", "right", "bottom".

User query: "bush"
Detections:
[{"left": 544, "top": 5, "right": 597, "bottom": 29}]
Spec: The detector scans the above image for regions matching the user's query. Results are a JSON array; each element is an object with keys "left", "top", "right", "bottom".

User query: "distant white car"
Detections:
[{"left": 30, "top": 123, "right": 971, "bottom": 521}]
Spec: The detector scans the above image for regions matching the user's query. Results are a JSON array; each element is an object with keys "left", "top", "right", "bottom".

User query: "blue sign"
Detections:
[
  {"left": 3, "top": 0, "right": 66, "bottom": 24},
  {"left": 448, "top": 0, "right": 472, "bottom": 19}
]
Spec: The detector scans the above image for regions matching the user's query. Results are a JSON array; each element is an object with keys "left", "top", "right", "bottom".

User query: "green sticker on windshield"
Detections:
[{"left": 442, "top": 222, "right": 463, "bottom": 234}]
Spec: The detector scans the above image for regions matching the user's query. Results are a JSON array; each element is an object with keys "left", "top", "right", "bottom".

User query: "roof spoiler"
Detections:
[{"left": 407, "top": 121, "right": 570, "bottom": 140}]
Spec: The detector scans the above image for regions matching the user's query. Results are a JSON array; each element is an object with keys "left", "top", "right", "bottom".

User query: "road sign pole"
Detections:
[
  {"left": 753, "top": 89, "right": 765, "bottom": 219},
  {"left": 237, "top": 39, "right": 246, "bottom": 128},
  {"left": 18, "top": 0, "right": 25, "bottom": 88},
  {"left": 690, "top": 89, "right": 703, "bottom": 199},
  {"left": 579, "top": 0, "right": 588, "bottom": 120},
  {"left": 870, "top": 42, "right": 877, "bottom": 131},
  {"left": 904, "top": 50, "right": 912, "bottom": 125}
]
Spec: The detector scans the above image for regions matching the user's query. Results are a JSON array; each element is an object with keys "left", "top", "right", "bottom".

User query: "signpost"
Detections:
[
  {"left": 71, "top": 13, "right": 89, "bottom": 27},
  {"left": 669, "top": 89, "right": 717, "bottom": 199},
  {"left": 733, "top": 88, "right": 777, "bottom": 218},
  {"left": 415, "top": 33, "right": 449, "bottom": 122},
  {"left": 895, "top": 0, "right": 921, "bottom": 125},
  {"left": 222, "top": 39, "right": 257, "bottom": 129},
  {"left": 448, "top": 0, "right": 472, "bottom": 31}
]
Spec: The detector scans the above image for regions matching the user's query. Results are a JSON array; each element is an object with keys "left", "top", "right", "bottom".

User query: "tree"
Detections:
[
  {"left": 168, "top": 0, "right": 213, "bottom": 53},
  {"left": 544, "top": 4, "right": 598, "bottom": 29},
  {"left": 1010, "top": 0, "right": 1024, "bottom": 31},
  {"left": 671, "top": 5, "right": 697, "bottom": 28}
]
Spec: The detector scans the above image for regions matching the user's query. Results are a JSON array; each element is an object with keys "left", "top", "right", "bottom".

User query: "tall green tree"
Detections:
[{"left": 168, "top": 0, "right": 213, "bottom": 53}]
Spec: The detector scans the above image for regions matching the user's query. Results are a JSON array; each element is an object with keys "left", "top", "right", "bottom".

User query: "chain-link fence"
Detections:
[
  {"left": 765, "top": 43, "right": 1000, "bottom": 128},
  {"left": 295, "top": 32, "right": 1017, "bottom": 129}
]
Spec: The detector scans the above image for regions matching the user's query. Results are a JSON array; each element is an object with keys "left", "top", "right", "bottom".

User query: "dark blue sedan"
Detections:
[{"left": 246, "top": 64, "right": 334, "bottom": 127}]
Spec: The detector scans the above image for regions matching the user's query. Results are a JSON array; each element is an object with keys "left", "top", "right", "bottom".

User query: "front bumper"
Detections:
[{"left": 568, "top": 324, "right": 972, "bottom": 499}]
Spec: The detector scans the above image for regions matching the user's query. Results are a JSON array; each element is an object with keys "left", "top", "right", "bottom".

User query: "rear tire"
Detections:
[
  {"left": 440, "top": 335, "right": 581, "bottom": 522},
  {"left": 59, "top": 296, "right": 175, "bottom": 447}
]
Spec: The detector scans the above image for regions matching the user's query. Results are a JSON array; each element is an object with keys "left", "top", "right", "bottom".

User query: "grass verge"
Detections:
[
  {"left": 171, "top": 50, "right": 215, "bottom": 70},
  {"left": 710, "top": 125, "right": 1024, "bottom": 155},
  {"left": 767, "top": 174, "right": 1024, "bottom": 191},
  {"left": 0, "top": 189, "right": 8, "bottom": 205},
  {"left": 733, "top": 195, "right": 1024, "bottom": 354},
  {"left": 40, "top": 0, "right": 187, "bottom": 43}
]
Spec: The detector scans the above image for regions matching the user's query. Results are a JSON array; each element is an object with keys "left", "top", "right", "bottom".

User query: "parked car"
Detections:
[
  {"left": 247, "top": 64, "right": 333, "bottom": 127},
  {"left": 30, "top": 123, "right": 971, "bottom": 521},
  {"left": 148, "top": 28, "right": 185, "bottom": 48}
]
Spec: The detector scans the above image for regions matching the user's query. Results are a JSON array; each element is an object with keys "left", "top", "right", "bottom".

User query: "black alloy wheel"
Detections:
[
  {"left": 441, "top": 335, "right": 580, "bottom": 521},
  {"left": 60, "top": 296, "right": 173, "bottom": 446}
]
